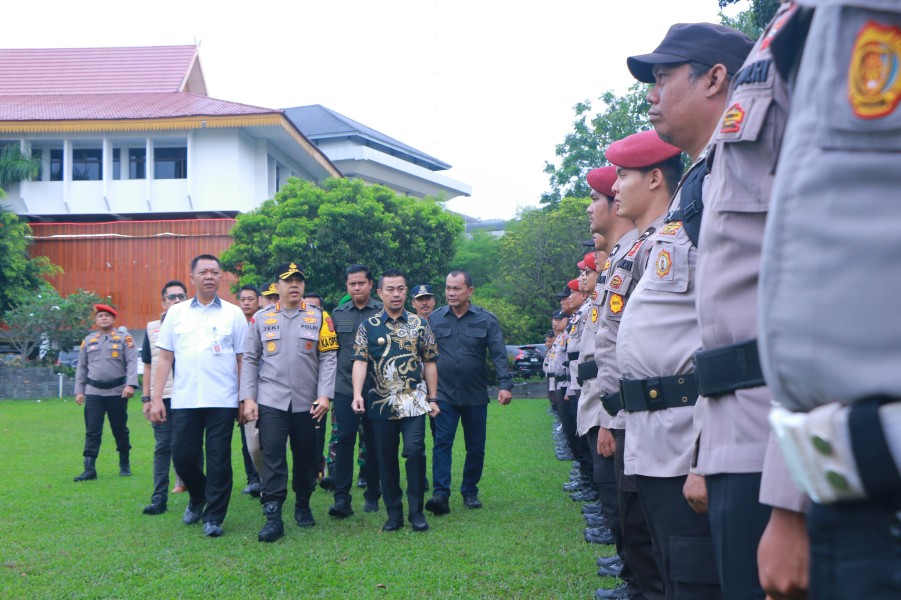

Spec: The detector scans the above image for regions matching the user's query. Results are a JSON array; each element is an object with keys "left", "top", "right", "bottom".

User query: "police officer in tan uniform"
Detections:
[
  {"left": 241, "top": 262, "right": 338, "bottom": 542},
  {"left": 562, "top": 279, "right": 595, "bottom": 501},
  {"left": 73, "top": 304, "right": 139, "bottom": 481},
  {"left": 759, "top": 3, "right": 901, "bottom": 598},
  {"left": 688, "top": 5, "right": 807, "bottom": 599},
  {"left": 619, "top": 23, "right": 753, "bottom": 600}
]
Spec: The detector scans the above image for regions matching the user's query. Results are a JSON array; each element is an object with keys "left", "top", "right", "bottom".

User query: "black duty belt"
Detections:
[
  {"left": 554, "top": 372, "right": 567, "bottom": 379},
  {"left": 87, "top": 376, "right": 127, "bottom": 390},
  {"left": 620, "top": 374, "right": 698, "bottom": 412},
  {"left": 567, "top": 351, "right": 580, "bottom": 361},
  {"left": 576, "top": 361, "right": 598, "bottom": 386},
  {"left": 693, "top": 339, "right": 765, "bottom": 398},
  {"left": 601, "top": 392, "right": 623, "bottom": 416}
]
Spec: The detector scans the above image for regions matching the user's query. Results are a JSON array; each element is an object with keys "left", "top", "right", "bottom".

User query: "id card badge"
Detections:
[{"left": 211, "top": 326, "right": 222, "bottom": 355}]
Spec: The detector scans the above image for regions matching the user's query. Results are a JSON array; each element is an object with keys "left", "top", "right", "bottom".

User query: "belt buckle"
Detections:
[{"left": 643, "top": 377, "right": 665, "bottom": 411}]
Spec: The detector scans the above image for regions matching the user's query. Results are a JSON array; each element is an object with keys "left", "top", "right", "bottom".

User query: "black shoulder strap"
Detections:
[{"left": 666, "top": 161, "right": 708, "bottom": 247}]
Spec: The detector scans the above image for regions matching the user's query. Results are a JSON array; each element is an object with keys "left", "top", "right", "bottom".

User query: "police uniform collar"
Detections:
[{"left": 190, "top": 295, "right": 222, "bottom": 308}]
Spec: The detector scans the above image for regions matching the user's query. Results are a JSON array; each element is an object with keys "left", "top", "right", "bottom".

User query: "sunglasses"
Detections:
[{"left": 166, "top": 293, "right": 188, "bottom": 301}]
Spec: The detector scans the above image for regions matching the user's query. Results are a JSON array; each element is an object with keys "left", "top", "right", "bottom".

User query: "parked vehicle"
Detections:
[
  {"left": 511, "top": 344, "right": 548, "bottom": 379},
  {"left": 56, "top": 350, "right": 80, "bottom": 369}
]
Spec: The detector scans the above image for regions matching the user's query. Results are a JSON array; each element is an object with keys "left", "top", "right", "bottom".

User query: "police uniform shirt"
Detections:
[
  {"left": 144, "top": 318, "right": 175, "bottom": 399},
  {"left": 74, "top": 328, "right": 139, "bottom": 396},
  {"left": 592, "top": 229, "right": 642, "bottom": 431},
  {"left": 549, "top": 333, "right": 569, "bottom": 391},
  {"left": 759, "top": 1, "right": 901, "bottom": 498},
  {"left": 565, "top": 302, "right": 590, "bottom": 395},
  {"left": 331, "top": 298, "right": 382, "bottom": 398},
  {"left": 240, "top": 301, "right": 338, "bottom": 412},
  {"left": 617, "top": 186, "right": 702, "bottom": 478},
  {"left": 353, "top": 309, "right": 439, "bottom": 420},
  {"left": 155, "top": 296, "right": 248, "bottom": 409},
  {"left": 694, "top": 2, "right": 796, "bottom": 488},
  {"left": 576, "top": 280, "right": 605, "bottom": 436}
]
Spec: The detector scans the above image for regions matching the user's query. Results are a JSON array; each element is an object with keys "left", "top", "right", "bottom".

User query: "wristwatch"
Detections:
[
  {"left": 428, "top": 397, "right": 438, "bottom": 403},
  {"left": 141, "top": 395, "right": 152, "bottom": 403}
]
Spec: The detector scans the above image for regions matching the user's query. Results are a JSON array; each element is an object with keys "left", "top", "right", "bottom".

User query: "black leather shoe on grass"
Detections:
[
  {"left": 328, "top": 501, "right": 354, "bottom": 519},
  {"left": 425, "top": 495, "right": 450, "bottom": 515},
  {"left": 409, "top": 513, "right": 429, "bottom": 532},
  {"left": 462, "top": 495, "right": 482, "bottom": 509}
]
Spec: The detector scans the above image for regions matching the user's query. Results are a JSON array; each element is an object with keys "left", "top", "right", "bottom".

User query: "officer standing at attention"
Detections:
[
  {"left": 426, "top": 270, "right": 512, "bottom": 515},
  {"left": 141, "top": 280, "right": 188, "bottom": 514},
  {"left": 329, "top": 264, "right": 383, "bottom": 518},
  {"left": 619, "top": 24, "right": 753, "bottom": 599},
  {"left": 240, "top": 262, "right": 338, "bottom": 542},
  {"left": 73, "top": 304, "right": 139, "bottom": 481},
  {"left": 352, "top": 268, "right": 439, "bottom": 532},
  {"left": 759, "top": 3, "right": 901, "bottom": 598},
  {"left": 686, "top": 5, "right": 809, "bottom": 600},
  {"left": 410, "top": 284, "right": 436, "bottom": 319}
]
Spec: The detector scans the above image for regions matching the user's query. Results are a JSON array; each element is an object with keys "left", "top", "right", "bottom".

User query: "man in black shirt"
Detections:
[{"left": 426, "top": 270, "right": 512, "bottom": 514}]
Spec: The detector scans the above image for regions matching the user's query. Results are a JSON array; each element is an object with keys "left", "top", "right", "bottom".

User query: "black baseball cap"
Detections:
[
  {"left": 627, "top": 23, "right": 754, "bottom": 84},
  {"left": 273, "top": 262, "right": 305, "bottom": 281},
  {"left": 552, "top": 311, "right": 568, "bottom": 320},
  {"left": 554, "top": 287, "right": 572, "bottom": 300},
  {"left": 411, "top": 284, "right": 434, "bottom": 299}
]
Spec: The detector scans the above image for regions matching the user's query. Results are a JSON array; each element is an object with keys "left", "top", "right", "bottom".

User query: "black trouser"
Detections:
[
  {"left": 332, "top": 392, "right": 380, "bottom": 504},
  {"left": 706, "top": 473, "right": 770, "bottom": 600},
  {"left": 239, "top": 420, "right": 260, "bottom": 486},
  {"left": 371, "top": 415, "right": 426, "bottom": 519},
  {"left": 171, "top": 407, "right": 236, "bottom": 525},
  {"left": 614, "top": 429, "right": 665, "bottom": 600},
  {"left": 149, "top": 398, "right": 173, "bottom": 500},
  {"left": 82, "top": 394, "right": 130, "bottom": 459},
  {"left": 564, "top": 390, "right": 592, "bottom": 478},
  {"left": 635, "top": 474, "right": 722, "bottom": 600},
  {"left": 556, "top": 389, "right": 585, "bottom": 468},
  {"left": 257, "top": 405, "right": 317, "bottom": 507},
  {"left": 808, "top": 499, "right": 901, "bottom": 600}
]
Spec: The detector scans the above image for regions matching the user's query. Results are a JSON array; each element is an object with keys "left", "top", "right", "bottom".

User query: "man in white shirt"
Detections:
[{"left": 149, "top": 254, "right": 248, "bottom": 538}]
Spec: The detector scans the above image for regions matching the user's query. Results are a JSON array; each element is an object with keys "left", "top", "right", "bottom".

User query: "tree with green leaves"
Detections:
[
  {"left": 0, "top": 206, "right": 60, "bottom": 314},
  {"left": 0, "top": 144, "right": 39, "bottom": 198},
  {"left": 0, "top": 288, "right": 99, "bottom": 361},
  {"left": 718, "top": 0, "right": 780, "bottom": 39},
  {"left": 221, "top": 177, "right": 464, "bottom": 307}
]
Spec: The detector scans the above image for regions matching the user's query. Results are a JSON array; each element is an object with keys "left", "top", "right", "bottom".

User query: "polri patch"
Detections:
[
  {"left": 659, "top": 222, "right": 682, "bottom": 236},
  {"left": 609, "top": 294, "right": 624, "bottom": 314},
  {"left": 609, "top": 274, "right": 623, "bottom": 291},
  {"left": 849, "top": 20, "right": 901, "bottom": 119},
  {"left": 720, "top": 103, "right": 746, "bottom": 134},
  {"left": 655, "top": 249, "right": 673, "bottom": 278}
]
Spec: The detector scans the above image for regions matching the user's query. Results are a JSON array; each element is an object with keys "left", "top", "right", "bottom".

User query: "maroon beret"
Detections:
[
  {"left": 586, "top": 166, "right": 617, "bottom": 197},
  {"left": 583, "top": 252, "right": 598, "bottom": 271},
  {"left": 567, "top": 279, "right": 580, "bottom": 292},
  {"left": 605, "top": 130, "right": 682, "bottom": 169},
  {"left": 94, "top": 303, "right": 118, "bottom": 318}
]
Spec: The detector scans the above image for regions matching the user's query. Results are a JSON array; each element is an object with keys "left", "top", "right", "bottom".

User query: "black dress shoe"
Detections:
[
  {"left": 242, "top": 482, "right": 261, "bottom": 497},
  {"left": 582, "top": 501, "right": 604, "bottom": 514},
  {"left": 294, "top": 506, "right": 316, "bottom": 528},
  {"left": 597, "top": 561, "right": 623, "bottom": 578},
  {"left": 595, "top": 583, "right": 630, "bottom": 599},
  {"left": 571, "top": 488, "right": 600, "bottom": 502},
  {"left": 381, "top": 517, "right": 404, "bottom": 532},
  {"left": 585, "top": 514, "right": 609, "bottom": 528},
  {"left": 328, "top": 501, "right": 354, "bottom": 519},
  {"left": 585, "top": 527, "right": 616, "bottom": 545},
  {"left": 319, "top": 476, "right": 335, "bottom": 491},
  {"left": 409, "top": 513, "right": 429, "bottom": 532},
  {"left": 563, "top": 480, "right": 586, "bottom": 492},
  {"left": 462, "top": 495, "right": 482, "bottom": 509},
  {"left": 596, "top": 554, "right": 622, "bottom": 567},
  {"left": 425, "top": 495, "right": 450, "bottom": 515},
  {"left": 142, "top": 497, "right": 167, "bottom": 515},
  {"left": 364, "top": 499, "right": 380, "bottom": 513}
]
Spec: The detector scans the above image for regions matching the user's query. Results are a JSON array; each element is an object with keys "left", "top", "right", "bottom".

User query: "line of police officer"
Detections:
[{"left": 545, "top": 5, "right": 901, "bottom": 600}]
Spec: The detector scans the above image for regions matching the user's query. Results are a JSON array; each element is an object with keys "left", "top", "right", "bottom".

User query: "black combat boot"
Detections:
[
  {"left": 119, "top": 452, "right": 131, "bottom": 476},
  {"left": 74, "top": 457, "right": 97, "bottom": 482},
  {"left": 258, "top": 502, "right": 284, "bottom": 543}
]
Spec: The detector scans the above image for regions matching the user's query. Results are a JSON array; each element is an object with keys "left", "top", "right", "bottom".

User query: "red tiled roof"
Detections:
[
  {"left": 0, "top": 46, "right": 200, "bottom": 95},
  {"left": 0, "top": 92, "right": 278, "bottom": 121}
]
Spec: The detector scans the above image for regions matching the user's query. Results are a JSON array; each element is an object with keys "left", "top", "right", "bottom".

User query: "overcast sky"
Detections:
[{"left": 4, "top": 0, "right": 739, "bottom": 220}]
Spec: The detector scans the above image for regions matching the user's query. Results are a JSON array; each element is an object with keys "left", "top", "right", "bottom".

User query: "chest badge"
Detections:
[
  {"left": 111, "top": 351, "right": 119, "bottom": 358},
  {"left": 609, "top": 294, "right": 624, "bottom": 314},
  {"left": 267, "top": 342, "right": 276, "bottom": 352},
  {"left": 849, "top": 21, "right": 901, "bottom": 119},
  {"left": 264, "top": 318, "right": 278, "bottom": 325}
]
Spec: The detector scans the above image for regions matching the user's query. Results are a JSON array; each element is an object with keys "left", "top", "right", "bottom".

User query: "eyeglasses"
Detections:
[{"left": 165, "top": 294, "right": 188, "bottom": 301}]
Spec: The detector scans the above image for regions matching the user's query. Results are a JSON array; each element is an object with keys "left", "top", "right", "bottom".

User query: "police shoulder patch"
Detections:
[{"left": 849, "top": 20, "right": 901, "bottom": 119}]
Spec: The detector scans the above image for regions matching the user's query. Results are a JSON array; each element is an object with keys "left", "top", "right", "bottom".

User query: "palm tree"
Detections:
[{"left": 0, "top": 144, "right": 39, "bottom": 198}]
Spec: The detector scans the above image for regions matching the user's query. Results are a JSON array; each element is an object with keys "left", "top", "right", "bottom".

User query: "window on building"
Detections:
[
  {"left": 50, "top": 149, "right": 63, "bottom": 181},
  {"left": 31, "top": 149, "right": 42, "bottom": 180},
  {"left": 130, "top": 148, "right": 146, "bottom": 179},
  {"left": 154, "top": 147, "right": 187, "bottom": 179},
  {"left": 72, "top": 149, "right": 102, "bottom": 181},
  {"left": 112, "top": 148, "right": 121, "bottom": 180}
]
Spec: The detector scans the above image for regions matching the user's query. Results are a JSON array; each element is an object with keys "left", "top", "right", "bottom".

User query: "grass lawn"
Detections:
[{"left": 0, "top": 397, "right": 618, "bottom": 599}]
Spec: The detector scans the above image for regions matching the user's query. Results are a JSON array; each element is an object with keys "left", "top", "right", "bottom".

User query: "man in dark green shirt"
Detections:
[{"left": 352, "top": 268, "right": 439, "bottom": 532}]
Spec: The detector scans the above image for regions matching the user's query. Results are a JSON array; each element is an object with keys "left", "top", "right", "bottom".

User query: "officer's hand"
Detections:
[
  {"left": 759, "top": 508, "right": 809, "bottom": 600},
  {"left": 311, "top": 397, "right": 329, "bottom": 421},
  {"left": 142, "top": 401, "right": 152, "bottom": 421},
  {"left": 597, "top": 427, "right": 616, "bottom": 458},
  {"left": 497, "top": 389, "right": 513, "bottom": 405},
  {"left": 683, "top": 472, "right": 708, "bottom": 514},
  {"left": 428, "top": 401, "right": 440, "bottom": 417},
  {"left": 75, "top": 393, "right": 85, "bottom": 406},
  {"left": 352, "top": 395, "right": 365, "bottom": 415},
  {"left": 121, "top": 385, "right": 135, "bottom": 399},
  {"left": 148, "top": 399, "right": 167, "bottom": 424},
  {"left": 240, "top": 399, "right": 258, "bottom": 424}
]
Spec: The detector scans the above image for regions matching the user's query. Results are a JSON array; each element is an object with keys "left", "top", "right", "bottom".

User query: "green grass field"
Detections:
[{"left": 0, "top": 397, "right": 617, "bottom": 599}]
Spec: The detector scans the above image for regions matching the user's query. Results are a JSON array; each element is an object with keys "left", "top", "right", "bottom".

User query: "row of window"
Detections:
[{"left": 36, "top": 147, "right": 187, "bottom": 181}]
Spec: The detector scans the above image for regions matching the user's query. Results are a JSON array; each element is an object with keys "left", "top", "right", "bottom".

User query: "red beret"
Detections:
[
  {"left": 94, "top": 303, "right": 118, "bottom": 318},
  {"left": 586, "top": 166, "right": 617, "bottom": 197},
  {"left": 605, "top": 130, "right": 682, "bottom": 169},
  {"left": 583, "top": 252, "right": 597, "bottom": 271},
  {"left": 567, "top": 279, "right": 580, "bottom": 292}
]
